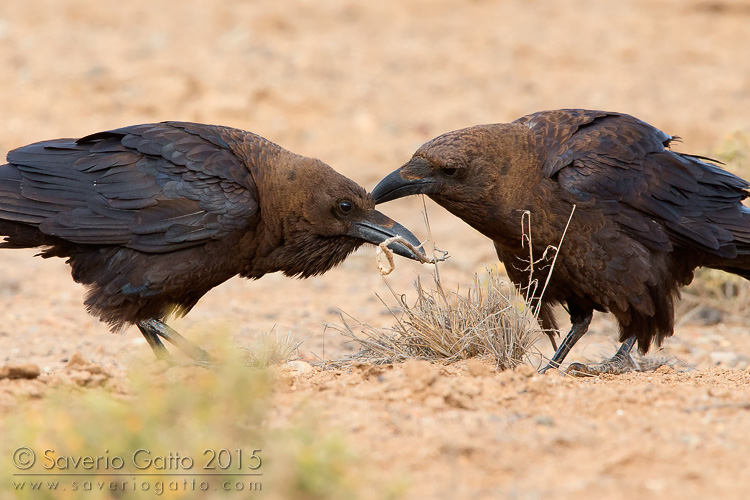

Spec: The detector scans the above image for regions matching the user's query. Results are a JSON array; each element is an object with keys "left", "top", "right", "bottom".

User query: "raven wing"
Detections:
[
  {"left": 0, "top": 122, "right": 261, "bottom": 253},
  {"left": 516, "top": 109, "right": 750, "bottom": 258}
]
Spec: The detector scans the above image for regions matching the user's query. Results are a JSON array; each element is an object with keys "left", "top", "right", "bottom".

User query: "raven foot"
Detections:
[
  {"left": 566, "top": 336, "right": 637, "bottom": 377},
  {"left": 137, "top": 319, "right": 213, "bottom": 364}
]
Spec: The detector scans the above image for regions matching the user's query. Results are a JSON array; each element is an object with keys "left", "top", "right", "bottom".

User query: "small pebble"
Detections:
[{"left": 0, "top": 363, "right": 41, "bottom": 380}]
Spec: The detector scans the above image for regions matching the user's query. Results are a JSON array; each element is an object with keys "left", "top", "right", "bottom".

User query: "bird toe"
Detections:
[{"left": 566, "top": 356, "right": 636, "bottom": 377}]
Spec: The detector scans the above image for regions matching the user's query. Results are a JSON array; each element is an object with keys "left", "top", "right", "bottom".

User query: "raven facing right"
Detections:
[{"left": 0, "top": 122, "right": 426, "bottom": 361}]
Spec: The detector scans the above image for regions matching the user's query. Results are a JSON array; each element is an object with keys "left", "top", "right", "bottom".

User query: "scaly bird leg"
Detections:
[
  {"left": 137, "top": 319, "right": 213, "bottom": 363},
  {"left": 137, "top": 322, "right": 172, "bottom": 362},
  {"left": 566, "top": 336, "right": 637, "bottom": 376},
  {"left": 539, "top": 312, "right": 593, "bottom": 373}
]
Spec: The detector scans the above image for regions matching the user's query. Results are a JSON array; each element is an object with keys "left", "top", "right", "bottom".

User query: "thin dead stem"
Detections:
[
  {"left": 537, "top": 204, "right": 576, "bottom": 307},
  {"left": 422, "top": 194, "right": 442, "bottom": 282}
]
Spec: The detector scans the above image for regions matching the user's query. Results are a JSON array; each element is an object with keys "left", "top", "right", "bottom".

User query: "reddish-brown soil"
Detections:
[{"left": 1, "top": 1, "right": 750, "bottom": 498}]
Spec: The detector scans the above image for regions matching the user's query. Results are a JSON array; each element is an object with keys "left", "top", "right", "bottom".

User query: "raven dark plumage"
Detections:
[
  {"left": 372, "top": 109, "right": 750, "bottom": 374},
  {"left": 0, "top": 121, "right": 425, "bottom": 361}
]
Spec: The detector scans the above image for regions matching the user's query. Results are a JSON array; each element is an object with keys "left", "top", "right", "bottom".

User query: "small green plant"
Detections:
[
  {"left": 1, "top": 346, "right": 385, "bottom": 500},
  {"left": 713, "top": 131, "right": 750, "bottom": 178}
]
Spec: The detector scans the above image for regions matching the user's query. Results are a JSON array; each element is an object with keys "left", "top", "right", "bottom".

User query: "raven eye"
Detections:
[
  {"left": 338, "top": 201, "right": 353, "bottom": 213},
  {"left": 443, "top": 167, "right": 458, "bottom": 176}
]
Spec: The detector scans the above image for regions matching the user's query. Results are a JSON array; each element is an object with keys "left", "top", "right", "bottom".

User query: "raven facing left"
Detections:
[{"left": 372, "top": 109, "right": 750, "bottom": 374}]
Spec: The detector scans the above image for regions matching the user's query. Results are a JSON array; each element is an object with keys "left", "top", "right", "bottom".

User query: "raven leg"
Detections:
[
  {"left": 539, "top": 311, "right": 593, "bottom": 373},
  {"left": 137, "top": 322, "right": 172, "bottom": 361},
  {"left": 137, "top": 319, "right": 213, "bottom": 363},
  {"left": 566, "top": 336, "right": 637, "bottom": 376}
]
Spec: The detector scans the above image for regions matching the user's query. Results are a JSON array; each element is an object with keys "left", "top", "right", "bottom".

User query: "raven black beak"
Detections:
[
  {"left": 351, "top": 211, "right": 425, "bottom": 261},
  {"left": 371, "top": 158, "right": 440, "bottom": 204}
]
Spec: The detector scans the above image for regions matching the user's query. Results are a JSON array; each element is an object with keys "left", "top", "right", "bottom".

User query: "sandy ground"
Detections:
[{"left": 1, "top": 0, "right": 750, "bottom": 498}]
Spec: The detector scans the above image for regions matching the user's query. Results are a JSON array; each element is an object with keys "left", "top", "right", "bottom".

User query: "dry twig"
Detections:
[{"left": 375, "top": 236, "right": 449, "bottom": 275}]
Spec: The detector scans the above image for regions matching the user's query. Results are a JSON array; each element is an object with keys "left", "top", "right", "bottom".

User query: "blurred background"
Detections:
[
  {"left": 1, "top": 0, "right": 749, "bottom": 369},
  {"left": 2, "top": 3, "right": 750, "bottom": 499}
]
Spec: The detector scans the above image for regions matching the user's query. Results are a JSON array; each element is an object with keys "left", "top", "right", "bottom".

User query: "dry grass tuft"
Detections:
[
  {"left": 329, "top": 203, "right": 572, "bottom": 371},
  {"left": 679, "top": 268, "right": 750, "bottom": 322},
  {"left": 330, "top": 266, "right": 542, "bottom": 370},
  {"left": 244, "top": 328, "right": 304, "bottom": 367}
]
